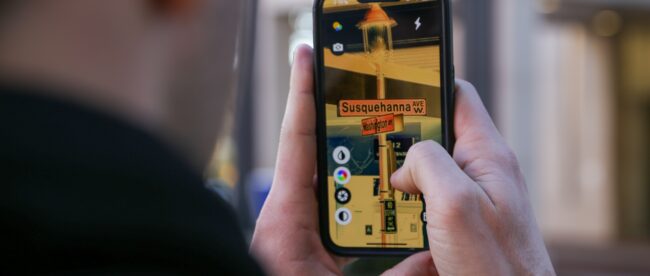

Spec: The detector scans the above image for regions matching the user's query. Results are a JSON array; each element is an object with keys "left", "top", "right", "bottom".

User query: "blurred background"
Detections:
[{"left": 207, "top": 0, "right": 650, "bottom": 274}]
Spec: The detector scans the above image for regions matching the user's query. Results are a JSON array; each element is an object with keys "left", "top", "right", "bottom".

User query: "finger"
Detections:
[
  {"left": 390, "top": 140, "right": 475, "bottom": 203},
  {"left": 453, "top": 80, "right": 501, "bottom": 143},
  {"left": 381, "top": 252, "right": 437, "bottom": 276},
  {"left": 453, "top": 80, "right": 513, "bottom": 165},
  {"left": 267, "top": 44, "right": 316, "bottom": 203},
  {"left": 452, "top": 80, "right": 524, "bottom": 202}
]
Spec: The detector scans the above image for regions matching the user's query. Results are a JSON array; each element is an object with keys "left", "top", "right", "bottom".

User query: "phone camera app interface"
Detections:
[{"left": 321, "top": 0, "right": 443, "bottom": 249}]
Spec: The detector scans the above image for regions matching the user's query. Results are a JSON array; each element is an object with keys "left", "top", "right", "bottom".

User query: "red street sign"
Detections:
[{"left": 361, "top": 114, "right": 404, "bottom": 136}]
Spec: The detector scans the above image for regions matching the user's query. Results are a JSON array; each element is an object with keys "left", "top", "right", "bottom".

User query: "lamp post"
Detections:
[{"left": 358, "top": 4, "right": 398, "bottom": 244}]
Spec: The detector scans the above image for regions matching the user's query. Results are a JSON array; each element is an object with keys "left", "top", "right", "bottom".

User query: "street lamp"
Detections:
[
  {"left": 358, "top": 3, "right": 397, "bottom": 99},
  {"left": 358, "top": 4, "right": 399, "bottom": 242}
]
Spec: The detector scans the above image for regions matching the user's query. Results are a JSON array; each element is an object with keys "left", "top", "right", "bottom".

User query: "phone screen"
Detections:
[{"left": 318, "top": 0, "right": 445, "bottom": 250}]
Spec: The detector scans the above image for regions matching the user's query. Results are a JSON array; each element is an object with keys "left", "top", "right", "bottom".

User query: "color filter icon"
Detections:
[{"left": 333, "top": 167, "right": 351, "bottom": 185}]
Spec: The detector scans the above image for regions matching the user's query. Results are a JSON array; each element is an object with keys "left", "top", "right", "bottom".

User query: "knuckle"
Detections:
[
  {"left": 491, "top": 145, "right": 519, "bottom": 168},
  {"left": 407, "top": 140, "right": 442, "bottom": 163},
  {"left": 443, "top": 186, "right": 478, "bottom": 216},
  {"left": 428, "top": 188, "right": 479, "bottom": 228}
]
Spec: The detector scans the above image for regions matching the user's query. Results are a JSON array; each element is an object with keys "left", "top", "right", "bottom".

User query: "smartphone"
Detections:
[{"left": 313, "top": 0, "right": 455, "bottom": 256}]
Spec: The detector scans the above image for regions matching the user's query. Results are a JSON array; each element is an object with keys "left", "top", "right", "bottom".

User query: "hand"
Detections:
[
  {"left": 250, "top": 45, "right": 352, "bottom": 275},
  {"left": 386, "top": 80, "right": 555, "bottom": 275}
]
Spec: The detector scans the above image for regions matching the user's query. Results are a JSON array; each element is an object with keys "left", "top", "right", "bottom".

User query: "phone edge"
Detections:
[{"left": 313, "top": 0, "right": 455, "bottom": 257}]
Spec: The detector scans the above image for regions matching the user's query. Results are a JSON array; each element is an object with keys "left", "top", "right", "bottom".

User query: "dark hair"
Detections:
[
  {"left": 0, "top": 1, "right": 22, "bottom": 26},
  {"left": 0, "top": 2, "right": 15, "bottom": 18},
  {"left": 1, "top": 1, "right": 22, "bottom": 13}
]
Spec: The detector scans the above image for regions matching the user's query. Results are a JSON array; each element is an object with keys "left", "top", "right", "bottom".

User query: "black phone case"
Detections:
[{"left": 313, "top": 0, "right": 456, "bottom": 256}]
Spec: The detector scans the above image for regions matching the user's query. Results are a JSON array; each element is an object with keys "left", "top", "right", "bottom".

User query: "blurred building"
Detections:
[{"left": 209, "top": 0, "right": 650, "bottom": 274}]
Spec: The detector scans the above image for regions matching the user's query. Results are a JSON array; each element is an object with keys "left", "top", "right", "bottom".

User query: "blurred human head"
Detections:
[{"left": 0, "top": 0, "right": 246, "bottom": 170}]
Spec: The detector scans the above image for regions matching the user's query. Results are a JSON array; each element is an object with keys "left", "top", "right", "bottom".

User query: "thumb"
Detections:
[
  {"left": 381, "top": 252, "right": 438, "bottom": 276},
  {"left": 390, "top": 140, "right": 475, "bottom": 207}
]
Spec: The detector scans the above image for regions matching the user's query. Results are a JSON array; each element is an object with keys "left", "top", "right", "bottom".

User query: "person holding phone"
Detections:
[
  {"left": 251, "top": 45, "right": 555, "bottom": 275},
  {"left": 0, "top": 0, "right": 554, "bottom": 275}
]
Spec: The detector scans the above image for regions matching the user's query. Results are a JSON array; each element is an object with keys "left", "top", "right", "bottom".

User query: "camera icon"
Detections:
[{"left": 332, "top": 43, "right": 344, "bottom": 55}]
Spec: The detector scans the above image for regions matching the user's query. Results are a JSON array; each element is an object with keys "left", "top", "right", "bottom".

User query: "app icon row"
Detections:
[
  {"left": 330, "top": 20, "right": 345, "bottom": 55},
  {"left": 333, "top": 146, "right": 352, "bottom": 226},
  {"left": 333, "top": 146, "right": 352, "bottom": 185}
]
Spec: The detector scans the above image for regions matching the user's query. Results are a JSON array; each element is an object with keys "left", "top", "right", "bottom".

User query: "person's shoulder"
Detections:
[{"left": 0, "top": 87, "right": 264, "bottom": 275}]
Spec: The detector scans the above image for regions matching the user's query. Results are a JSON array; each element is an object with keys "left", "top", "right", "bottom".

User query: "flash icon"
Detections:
[{"left": 415, "top": 17, "right": 422, "bottom": 31}]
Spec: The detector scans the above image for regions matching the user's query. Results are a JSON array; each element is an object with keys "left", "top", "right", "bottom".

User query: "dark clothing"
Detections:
[{"left": 0, "top": 86, "right": 264, "bottom": 275}]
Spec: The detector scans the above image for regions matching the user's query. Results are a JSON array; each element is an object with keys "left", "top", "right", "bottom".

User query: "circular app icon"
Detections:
[
  {"left": 335, "top": 187, "right": 351, "bottom": 204},
  {"left": 335, "top": 208, "right": 352, "bottom": 225},
  {"left": 333, "top": 167, "right": 351, "bottom": 185},
  {"left": 332, "top": 146, "right": 351, "bottom": 165},
  {"left": 421, "top": 210, "right": 427, "bottom": 224},
  {"left": 333, "top": 21, "right": 343, "bottom": 32}
]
